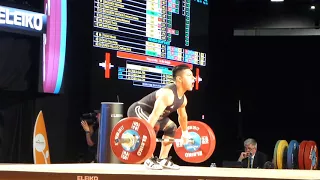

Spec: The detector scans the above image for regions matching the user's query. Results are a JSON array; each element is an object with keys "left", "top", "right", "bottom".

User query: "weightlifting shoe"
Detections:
[
  {"left": 158, "top": 156, "right": 180, "bottom": 170},
  {"left": 144, "top": 156, "right": 163, "bottom": 170}
]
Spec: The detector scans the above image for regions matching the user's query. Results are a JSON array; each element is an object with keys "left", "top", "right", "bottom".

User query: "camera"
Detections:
[{"left": 80, "top": 110, "right": 100, "bottom": 125}]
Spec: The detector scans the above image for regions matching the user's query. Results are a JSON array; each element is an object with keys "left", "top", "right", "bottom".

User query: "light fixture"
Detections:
[{"left": 271, "top": 0, "right": 284, "bottom": 2}]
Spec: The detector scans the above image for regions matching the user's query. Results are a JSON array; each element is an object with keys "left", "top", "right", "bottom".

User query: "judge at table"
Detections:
[{"left": 237, "top": 138, "right": 267, "bottom": 168}]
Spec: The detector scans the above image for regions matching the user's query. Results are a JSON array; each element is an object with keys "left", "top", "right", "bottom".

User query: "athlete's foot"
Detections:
[
  {"left": 158, "top": 156, "right": 180, "bottom": 170},
  {"left": 144, "top": 156, "right": 163, "bottom": 170}
]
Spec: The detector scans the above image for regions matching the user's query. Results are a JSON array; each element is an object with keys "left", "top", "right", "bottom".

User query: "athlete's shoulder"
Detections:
[
  {"left": 162, "top": 83, "right": 176, "bottom": 89},
  {"left": 181, "top": 95, "right": 188, "bottom": 107},
  {"left": 183, "top": 95, "right": 188, "bottom": 102},
  {"left": 155, "top": 87, "right": 174, "bottom": 103},
  {"left": 156, "top": 87, "right": 174, "bottom": 97}
]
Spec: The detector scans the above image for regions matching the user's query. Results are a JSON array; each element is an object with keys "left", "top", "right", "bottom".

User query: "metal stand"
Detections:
[{"left": 97, "top": 102, "right": 124, "bottom": 163}]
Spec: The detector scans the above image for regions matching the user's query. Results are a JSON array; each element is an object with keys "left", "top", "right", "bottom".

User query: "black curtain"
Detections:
[
  {"left": 0, "top": 33, "right": 32, "bottom": 91},
  {"left": 0, "top": 30, "right": 39, "bottom": 163},
  {"left": 0, "top": 111, "right": 3, "bottom": 162},
  {"left": 0, "top": 95, "right": 35, "bottom": 163}
]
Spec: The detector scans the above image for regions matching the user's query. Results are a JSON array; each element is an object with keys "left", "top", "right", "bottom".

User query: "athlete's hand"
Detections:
[{"left": 180, "top": 130, "right": 191, "bottom": 145}]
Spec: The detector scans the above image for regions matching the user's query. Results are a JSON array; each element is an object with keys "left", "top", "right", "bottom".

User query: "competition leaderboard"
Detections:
[
  {"left": 93, "top": 0, "right": 207, "bottom": 66},
  {"left": 100, "top": 51, "right": 197, "bottom": 89}
]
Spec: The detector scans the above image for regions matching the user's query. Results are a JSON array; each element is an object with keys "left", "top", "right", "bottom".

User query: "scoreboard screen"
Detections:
[{"left": 92, "top": 0, "right": 209, "bottom": 89}]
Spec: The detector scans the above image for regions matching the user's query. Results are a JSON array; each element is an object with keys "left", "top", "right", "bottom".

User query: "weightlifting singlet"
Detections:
[{"left": 127, "top": 83, "right": 184, "bottom": 120}]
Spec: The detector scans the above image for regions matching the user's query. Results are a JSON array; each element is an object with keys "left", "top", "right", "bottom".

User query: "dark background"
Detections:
[
  {"left": 0, "top": 0, "right": 320, "bottom": 168},
  {"left": 234, "top": 0, "right": 318, "bottom": 29}
]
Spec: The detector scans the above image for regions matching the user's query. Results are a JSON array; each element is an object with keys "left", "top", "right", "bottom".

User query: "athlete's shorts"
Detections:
[{"left": 127, "top": 102, "right": 177, "bottom": 137}]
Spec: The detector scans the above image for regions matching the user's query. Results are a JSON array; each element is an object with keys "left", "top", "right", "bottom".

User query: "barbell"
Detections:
[
  {"left": 114, "top": 134, "right": 195, "bottom": 144},
  {"left": 109, "top": 117, "right": 216, "bottom": 164}
]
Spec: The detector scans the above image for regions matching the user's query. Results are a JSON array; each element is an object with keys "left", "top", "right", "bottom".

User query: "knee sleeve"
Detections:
[
  {"left": 163, "top": 122, "right": 177, "bottom": 137},
  {"left": 154, "top": 123, "right": 160, "bottom": 134}
]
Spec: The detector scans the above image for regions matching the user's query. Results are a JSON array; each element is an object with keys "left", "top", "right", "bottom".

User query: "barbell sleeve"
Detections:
[{"left": 115, "top": 138, "right": 131, "bottom": 144}]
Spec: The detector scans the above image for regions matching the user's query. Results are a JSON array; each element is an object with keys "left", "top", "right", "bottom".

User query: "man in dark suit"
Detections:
[{"left": 237, "top": 138, "right": 268, "bottom": 168}]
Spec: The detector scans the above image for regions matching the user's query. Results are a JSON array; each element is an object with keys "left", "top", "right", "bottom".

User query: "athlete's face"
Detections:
[{"left": 177, "top": 69, "right": 195, "bottom": 91}]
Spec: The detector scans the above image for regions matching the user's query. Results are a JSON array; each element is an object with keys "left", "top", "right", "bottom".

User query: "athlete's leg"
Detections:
[
  {"left": 127, "top": 103, "right": 163, "bottom": 170},
  {"left": 127, "top": 102, "right": 149, "bottom": 120},
  {"left": 157, "top": 118, "right": 180, "bottom": 169},
  {"left": 158, "top": 119, "right": 176, "bottom": 159}
]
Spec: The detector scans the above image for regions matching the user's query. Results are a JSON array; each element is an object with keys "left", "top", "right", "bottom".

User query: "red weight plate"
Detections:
[
  {"left": 179, "top": 121, "right": 216, "bottom": 162},
  {"left": 303, "top": 141, "right": 318, "bottom": 170},
  {"left": 173, "top": 121, "right": 216, "bottom": 163},
  {"left": 110, "top": 117, "right": 157, "bottom": 164},
  {"left": 298, "top": 141, "right": 307, "bottom": 169},
  {"left": 200, "top": 121, "right": 216, "bottom": 161}
]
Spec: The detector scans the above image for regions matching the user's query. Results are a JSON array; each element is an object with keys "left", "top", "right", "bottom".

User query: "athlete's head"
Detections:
[{"left": 172, "top": 64, "right": 195, "bottom": 91}]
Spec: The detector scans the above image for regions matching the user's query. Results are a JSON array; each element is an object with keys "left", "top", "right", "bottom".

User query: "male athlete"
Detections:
[{"left": 127, "top": 64, "right": 196, "bottom": 170}]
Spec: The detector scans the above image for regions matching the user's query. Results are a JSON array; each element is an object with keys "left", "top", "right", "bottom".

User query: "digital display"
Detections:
[
  {"left": 118, "top": 61, "right": 173, "bottom": 88},
  {"left": 0, "top": 3, "right": 67, "bottom": 94},
  {"left": 93, "top": 0, "right": 209, "bottom": 89}
]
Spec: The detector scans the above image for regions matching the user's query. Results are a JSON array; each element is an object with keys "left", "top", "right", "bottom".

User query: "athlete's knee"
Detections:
[
  {"left": 154, "top": 123, "right": 160, "bottom": 134},
  {"left": 163, "top": 121, "right": 177, "bottom": 137}
]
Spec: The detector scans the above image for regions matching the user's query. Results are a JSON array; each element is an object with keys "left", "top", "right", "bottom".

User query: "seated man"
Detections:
[
  {"left": 127, "top": 64, "right": 195, "bottom": 170},
  {"left": 238, "top": 138, "right": 268, "bottom": 168}
]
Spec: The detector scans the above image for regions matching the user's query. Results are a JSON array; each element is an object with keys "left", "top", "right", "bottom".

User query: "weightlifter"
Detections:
[{"left": 127, "top": 64, "right": 195, "bottom": 170}]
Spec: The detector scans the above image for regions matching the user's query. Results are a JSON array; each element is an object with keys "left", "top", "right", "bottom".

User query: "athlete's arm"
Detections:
[
  {"left": 177, "top": 95, "right": 188, "bottom": 132},
  {"left": 148, "top": 89, "right": 174, "bottom": 128}
]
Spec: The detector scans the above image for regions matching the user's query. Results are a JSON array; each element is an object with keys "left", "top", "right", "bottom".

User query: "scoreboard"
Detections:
[
  {"left": 93, "top": 0, "right": 209, "bottom": 89},
  {"left": 118, "top": 60, "right": 173, "bottom": 88}
]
